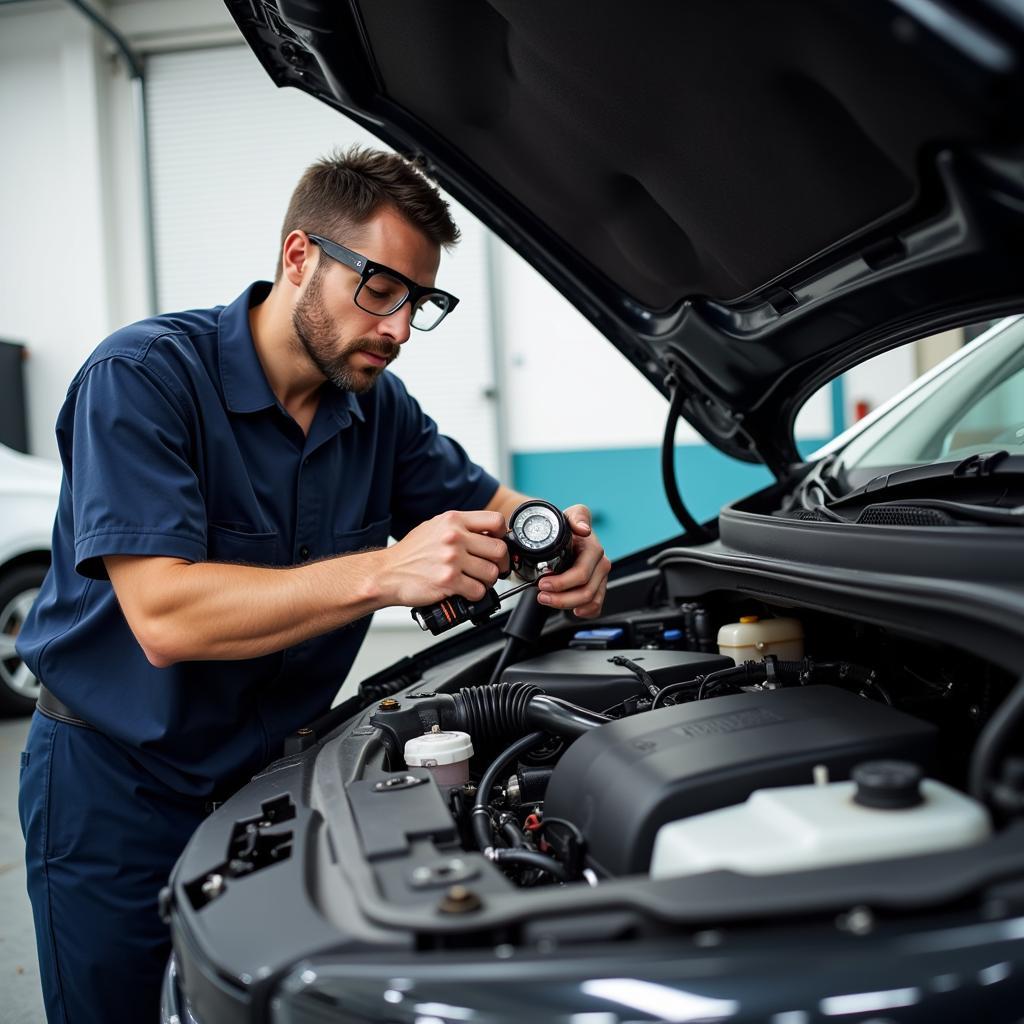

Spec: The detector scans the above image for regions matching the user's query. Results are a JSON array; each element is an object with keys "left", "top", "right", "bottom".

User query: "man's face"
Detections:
[{"left": 291, "top": 207, "right": 442, "bottom": 394}]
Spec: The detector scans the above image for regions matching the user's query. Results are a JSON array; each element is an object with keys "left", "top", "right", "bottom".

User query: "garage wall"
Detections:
[{"left": 0, "top": 2, "right": 134, "bottom": 458}]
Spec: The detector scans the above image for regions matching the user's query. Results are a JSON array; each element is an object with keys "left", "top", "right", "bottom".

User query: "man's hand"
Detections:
[
  {"left": 377, "top": 509, "right": 510, "bottom": 608},
  {"left": 535, "top": 504, "right": 611, "bottom": 618}
]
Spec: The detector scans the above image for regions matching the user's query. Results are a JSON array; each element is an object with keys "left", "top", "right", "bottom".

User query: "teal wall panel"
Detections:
[
  {"left": 831, "top": 377, "right": 846, "bottom": 437},
  {"left": 512, "top": 440, "right": 828, "bottom": 560}
]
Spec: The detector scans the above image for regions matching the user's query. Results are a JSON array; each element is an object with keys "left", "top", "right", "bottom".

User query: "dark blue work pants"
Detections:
[{"left": 18, "top": 712, "right": 208, "bottom": 1024}]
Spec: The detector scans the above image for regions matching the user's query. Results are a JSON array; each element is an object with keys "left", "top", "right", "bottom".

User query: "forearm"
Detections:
[{"left": 106, "top": 550, "right": 388, "bottom": 666}]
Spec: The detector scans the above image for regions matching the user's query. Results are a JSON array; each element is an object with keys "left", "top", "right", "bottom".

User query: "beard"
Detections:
[{"left": 291, "top": 265, "right": 400, "bottom": 394}]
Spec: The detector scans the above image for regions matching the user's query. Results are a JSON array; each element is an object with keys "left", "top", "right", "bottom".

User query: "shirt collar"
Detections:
[{"left": 217, "top": 281, "right": 365, "bottom": 424}]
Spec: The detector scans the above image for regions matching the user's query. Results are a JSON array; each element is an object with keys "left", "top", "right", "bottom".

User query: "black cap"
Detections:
[{"left": 852, "top": 760, "right": 924, "bottom": 810}]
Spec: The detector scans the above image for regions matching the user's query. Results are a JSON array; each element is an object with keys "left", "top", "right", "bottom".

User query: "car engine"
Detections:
[{"left": 355, "top": 593, "right": 1014, "bottom": 892}]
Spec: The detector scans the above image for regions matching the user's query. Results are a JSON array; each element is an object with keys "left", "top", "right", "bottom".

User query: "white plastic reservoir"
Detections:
[
  {"left": 404, "top": 730, "right": 474, "bottom": 788},
  {"left": 650, "top": 762, "right": 991, "bottom": 879},
  {"left": 717, "top": 615, "right": 804, "bottom": 663}
]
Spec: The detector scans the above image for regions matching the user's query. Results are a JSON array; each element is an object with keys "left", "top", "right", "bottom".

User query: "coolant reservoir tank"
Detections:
[
  {"left": 717, "top": 615, "right": 804, "bottom": 663},
  {"left": 403, "top": 730, "right": 474, "bottom": 789},
  {"left": 650, "top": 761, "right": 991, "bottom": 879}
]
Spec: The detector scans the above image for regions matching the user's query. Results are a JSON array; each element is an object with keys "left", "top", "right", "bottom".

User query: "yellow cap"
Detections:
[{"left": 739, "top": 615, "right": 760, "bottom": 624}]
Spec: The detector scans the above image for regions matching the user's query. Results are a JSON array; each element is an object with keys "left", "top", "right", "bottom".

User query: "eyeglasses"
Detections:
[{"left": 307, "top": 233, "right": 459, "bottom": 331}]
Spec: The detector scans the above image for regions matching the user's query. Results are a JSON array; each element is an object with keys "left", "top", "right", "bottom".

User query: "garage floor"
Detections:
[{"left": 0, "top": 715, "right": 43, "bottom": 1024}]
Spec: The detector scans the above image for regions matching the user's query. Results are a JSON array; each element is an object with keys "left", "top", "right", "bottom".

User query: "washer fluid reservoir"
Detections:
[
  {"left": 717, "top": 615, "right": 804, "bottom": 663},
  {"left": 650, "top": 761, "right": 990, "bottom": 878}
]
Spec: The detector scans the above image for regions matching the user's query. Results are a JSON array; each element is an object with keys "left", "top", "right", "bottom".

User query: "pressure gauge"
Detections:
[
  {"left": 411, "top": 498, "right": 577, "bottom": 634},
  {"left": 506, "top": 500, "right": 574, "bottom": 582}
]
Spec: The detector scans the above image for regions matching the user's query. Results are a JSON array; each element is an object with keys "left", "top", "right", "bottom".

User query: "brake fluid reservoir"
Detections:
[
  {"left": 650, "top": 761, "right": 990, "bottom": 879},
  {"left": 717, "top": 615, "right": 804, "bottom": 663},
  {"left": 404, "top": 730, "right": 474, "bottom": 789}
]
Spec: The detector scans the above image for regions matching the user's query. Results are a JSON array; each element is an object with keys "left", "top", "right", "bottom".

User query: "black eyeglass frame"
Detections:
[{"left": 306, "top": 233, "right": 460, "bottom": 330}]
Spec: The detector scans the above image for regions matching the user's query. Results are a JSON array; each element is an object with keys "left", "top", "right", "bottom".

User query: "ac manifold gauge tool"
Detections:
[{"left": 412, "top": 499, "right": 575, "bottom": 635}]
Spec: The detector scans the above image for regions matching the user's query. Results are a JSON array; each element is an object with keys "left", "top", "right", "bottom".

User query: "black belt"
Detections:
[{"left": 37, "top": 685, "right": 96, "bottom": 731}]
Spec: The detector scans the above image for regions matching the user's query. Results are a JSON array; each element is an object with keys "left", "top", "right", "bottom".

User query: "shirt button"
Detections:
[
  {"left": 299, "top": 545, "right": 311, "bottom": 561},
  {"left": 303, "top": 457, "right": 310, "bottom": 467}
]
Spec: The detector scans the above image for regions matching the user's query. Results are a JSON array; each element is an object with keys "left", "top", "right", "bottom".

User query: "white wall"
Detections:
[
  {"left": 1, "top": 3, "right": 118, "bottom": 457},
  {"left": 496, "top": 241, "right": 837, "bottom": 451},
  {"left": 0, "top": 0, "right": 242, "bottom": 459}
]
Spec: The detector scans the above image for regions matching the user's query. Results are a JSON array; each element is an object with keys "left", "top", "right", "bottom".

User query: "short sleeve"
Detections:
[
  {"left": 61, "top": 356, "right": 208, "bottom": 580},
  {"left": 388, "top": 381, "right": 500, "bottom": 539}
]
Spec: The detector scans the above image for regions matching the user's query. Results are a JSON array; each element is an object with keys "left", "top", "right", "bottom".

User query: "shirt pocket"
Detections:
[
  {"left": 207, "top": 523, "right": 280, "bottom": 565},
  {"left": 332, "top": 515, "right": 392, "bottom": 555}
]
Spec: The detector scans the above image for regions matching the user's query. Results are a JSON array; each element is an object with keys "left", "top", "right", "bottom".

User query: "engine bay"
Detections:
[
  {"left": 349, "top": 590, "right": 1015, "bottom": 898},
  {"left": 172, "top": 535, "right": 1024, "bottom": 947}
]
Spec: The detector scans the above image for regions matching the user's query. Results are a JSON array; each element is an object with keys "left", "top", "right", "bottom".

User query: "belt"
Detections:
[{"left": 37, "top": 684, "right": 97, "bottom": 731}]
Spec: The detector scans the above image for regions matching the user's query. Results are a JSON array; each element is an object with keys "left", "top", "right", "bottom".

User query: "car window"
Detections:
[
  {"left": 941, "top": 361, "right": 1024, "bottom": 457},
  {"left": 835, "top": 317, "right": 1024, "bottom": 472}
]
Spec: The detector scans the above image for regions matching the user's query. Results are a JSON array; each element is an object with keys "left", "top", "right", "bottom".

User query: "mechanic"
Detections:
[{"left": 16, "top": 146, "right": 611, "bottom": 1024}]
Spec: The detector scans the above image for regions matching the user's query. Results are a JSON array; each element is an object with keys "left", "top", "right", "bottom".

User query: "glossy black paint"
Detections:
[{"left": 271, "top": 932, "right": 1024, "bottom": 1024}]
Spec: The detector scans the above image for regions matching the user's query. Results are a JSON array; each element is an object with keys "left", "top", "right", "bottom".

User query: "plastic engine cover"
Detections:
[{"left": 544, "top": 685, "right": 938, "bottom": 876}]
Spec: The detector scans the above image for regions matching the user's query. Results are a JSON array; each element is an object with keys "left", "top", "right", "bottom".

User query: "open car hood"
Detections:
[{"left": 226, "top": 0, "right": 1024, "bottom": 473}]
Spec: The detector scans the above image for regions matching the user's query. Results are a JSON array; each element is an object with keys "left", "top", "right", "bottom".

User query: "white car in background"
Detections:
[{"left": 0, "top": 442, "right": 58, "bottom": 715}]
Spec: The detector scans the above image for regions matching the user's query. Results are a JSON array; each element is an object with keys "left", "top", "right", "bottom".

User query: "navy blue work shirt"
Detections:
[{"left": 18, "top": 282, "right": 499, "bottom": 797}]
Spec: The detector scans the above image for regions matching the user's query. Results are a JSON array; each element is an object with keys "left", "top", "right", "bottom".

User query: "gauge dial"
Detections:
[{"left": 512, "top": 504, "right": 561, "bottom": 551}]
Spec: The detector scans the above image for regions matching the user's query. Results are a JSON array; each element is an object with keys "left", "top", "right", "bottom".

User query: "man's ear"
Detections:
[{"left": 281, "top": 230, "right": 315, "bottom": 288}]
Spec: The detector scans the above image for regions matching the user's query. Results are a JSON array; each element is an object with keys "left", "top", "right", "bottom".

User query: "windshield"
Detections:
[{"left": 835, "top": 317, "right": 1024, "bottom": 474}]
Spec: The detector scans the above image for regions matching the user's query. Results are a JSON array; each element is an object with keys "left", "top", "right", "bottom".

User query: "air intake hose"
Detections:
[{"left": 451, "top": 681, "right": 608, "bottom": 739}]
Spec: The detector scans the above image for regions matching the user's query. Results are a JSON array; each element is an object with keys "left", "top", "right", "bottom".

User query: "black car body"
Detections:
[{"left": 162, "top": 2, "right": 1024, "bottom": 1021}]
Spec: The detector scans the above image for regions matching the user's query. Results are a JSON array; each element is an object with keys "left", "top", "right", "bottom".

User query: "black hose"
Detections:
[
  {"left": 453, "top": 683, "right": 608, "bottom": 739},
  {"left": 651, "top": 663, "right": 758, "bottom": 708},
  {"left": 662, "top": 379, "right": 713, "bottom": 541},
  {"left": 489, "top": 847, "right": 569, "bottom": 881},
  {"left": 487, "top": 638, "right": 522, "bottom": 688},
  {"left": 698, "top": 663, "right": 767, "bottom": 700},
  {"left": 651, "top": 677, "right": 703, "bottom": 709},
  {"left": 455, "top": 682, "right": 542, "bottom": 737},
  {"left": 499, "top": 817, "right": 530, "bottom": 848},
  {"left": 472, "top": 731, "right": 548, "bottom": 853},
  {"left": 652, "top": 660, "right": 808, "bottom": 709},
  {"left": 970, "top": 673, "right": 1024, "bottom": 805},
  {"left": 524, "top": 694, "right": 609, "bottom": 737},
  {"left": 609, "top": 655, "right": 660, "bottom": 698}
]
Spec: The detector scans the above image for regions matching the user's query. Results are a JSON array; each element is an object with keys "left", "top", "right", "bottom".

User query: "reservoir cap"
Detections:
[{"left": 853, "top": 760, "right": 924, "bottom": 810}]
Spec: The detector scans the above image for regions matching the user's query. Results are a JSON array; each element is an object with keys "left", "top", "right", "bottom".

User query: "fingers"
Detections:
[
  {"left": 384, "top": 509, "right": 511, "bottom": 608},
  {"left": 571, "top": 576, "right": 608, "bottom": 620},
  {"left": 435, "top": 538, "right": 504, "bottom": 601},
  {"left": 563, "top": 503, "right": 592, "bottom": 538},
  {"left": 538, "top": 534, "right": 606, "bottom": 595},
  {"left": 464, "top": 531, "right": 510, "bottom": 566},
  {"left": 450, "top": 509, "right": 507, "bottom": 535},
  {"left": 536, "top": 533, "right": 611, "bottom": 614}
]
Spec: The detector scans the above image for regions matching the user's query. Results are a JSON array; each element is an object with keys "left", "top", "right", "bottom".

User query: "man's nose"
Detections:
[{"left": 377, "top": 301, "right": 413, "bottom": 344}]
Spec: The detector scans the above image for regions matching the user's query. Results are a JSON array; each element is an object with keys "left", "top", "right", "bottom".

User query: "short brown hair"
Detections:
[{"left": 275, "top": 146, "right": 460, "bottom": 280}]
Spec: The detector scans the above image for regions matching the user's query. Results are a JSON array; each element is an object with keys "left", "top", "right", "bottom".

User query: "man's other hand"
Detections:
[
  {"left": 535, "top": 504, "right": 611, "bottom": 618},
  {"left": 379, "top": 509, "right": 510, "bottom": 608}
]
